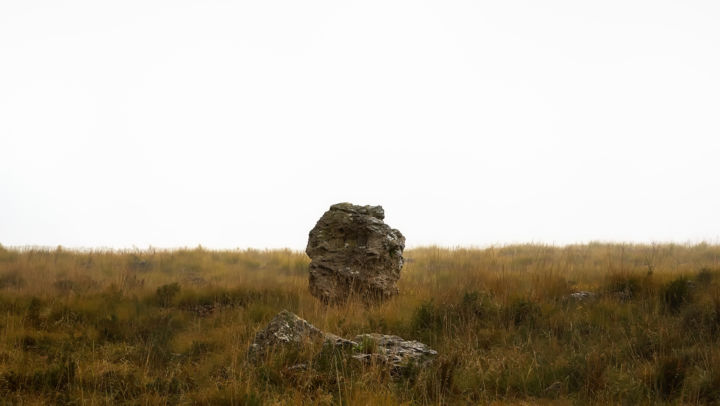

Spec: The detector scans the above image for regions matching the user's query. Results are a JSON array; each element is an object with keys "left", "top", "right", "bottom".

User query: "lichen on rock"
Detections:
[
  {"left": 247, "top": 310, "right": 355, "bottom": 362},
  {"left": 306, "top": 203, "right": 405, "bottom": 304},
  {"left": 351, "top": 333, "right": 438, "bottom": 373},
  {"left": 248, "top": 310, "right": 437, "bottom": 375}
]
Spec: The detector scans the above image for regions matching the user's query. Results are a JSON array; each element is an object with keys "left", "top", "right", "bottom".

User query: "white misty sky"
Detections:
[{"left": 1, "top": 1, "right": 719, "bottom": 250}]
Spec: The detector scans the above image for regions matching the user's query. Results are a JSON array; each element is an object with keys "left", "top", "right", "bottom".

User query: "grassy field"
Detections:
[{"left": 1, "top": 243, "right": 720, "bottom": 405}]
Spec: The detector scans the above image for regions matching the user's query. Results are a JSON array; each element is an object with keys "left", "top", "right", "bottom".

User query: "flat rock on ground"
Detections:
[
  {"left": 568, "top": 291, "right": 597, "bottom": 301},
  {"left": 352, "top": 333, "right": 438, "bottom": 373},
  {"left": 248, "top": 310, "right": 436, "bottom": 373},
  {"left": 247, "top": 310, "right": 354, "bottom": 362}
]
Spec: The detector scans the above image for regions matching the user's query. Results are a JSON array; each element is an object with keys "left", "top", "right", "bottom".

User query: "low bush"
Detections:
[
  {"left": 605, "top": 273, "right": 647, "bottom": 300},
  {"left": 0, "top": 270, "right": 25, "bottom": 289},
  {"left": 654, "top": 355, "right": 687, "bottom": 400},
  {"left": 156, "top": 283, "right": 181, "bottom": 307},
  {"left": 504, "top": 298, "right": 540, "bottom": 328},
  {"left": 662, "top": 277, "right": 693, "bottom": 313}
]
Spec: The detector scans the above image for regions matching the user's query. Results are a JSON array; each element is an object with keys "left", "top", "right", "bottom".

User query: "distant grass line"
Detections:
[{"left": 1, "top": 243, "right": 720, "bottom": 404}]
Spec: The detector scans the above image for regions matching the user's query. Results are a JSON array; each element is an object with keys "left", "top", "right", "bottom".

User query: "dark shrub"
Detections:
[
  {"left": 25, "top": 297, "right": 44, "bottom": 328},
  {"left": 187, "top": 340, "right": 216, "bottom": 358},
  {"left": 0, "top": 271, "right": 25, "bottom": 289},
  {"left": 681, "top": 301, "right": 720, "bottom": 338},
  {"left": 697, "top": 368, "right": 720, "bottom": 403},
  {"left": 605, "top": 273, "right": 643, "bottom": 300},
  {"left": 0, "top": 355, "right": 76, "bottom": 393},
  {"left": 662, "top": 277, "right": 692, "bottom": 313},
  {"left": 505, "top": 298, "right": 540, "bottom": 327},
  {"left": 53, "top": 279, "right": 74, "bottom": 294},
  {"left": 147, "top": 372, "right": 196, "bottom": 395},
  {"left": 134, "top": 314, "right": 184, "bottom": 366},
  {"left": 97, "top": 314, "right": 124, "bottom": 342},
  {"left": 654, "top": 355, "right": 686, "bottom": 400},
  {"left": 411, "top": 300, "right": 443, "bottom": 334},
  {"left": 177, "top": 287, "right": 298, "bottom": 311},
  {"left": 459, "top": 290, "right": 495, "bottom": 322},
  {"left": 93, "top": 370, "right": 143, "bottom": 401},
  {"left": 156, "top": 283, "right": 181, "bottom": 307},
  {"left": 696, "top": 267, "right": 715, "bottom": 284}
]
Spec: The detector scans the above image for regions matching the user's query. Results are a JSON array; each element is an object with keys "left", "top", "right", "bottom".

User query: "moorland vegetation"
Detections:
[{"left": 1, "top": 243, "right": 720, "bottom": 404}]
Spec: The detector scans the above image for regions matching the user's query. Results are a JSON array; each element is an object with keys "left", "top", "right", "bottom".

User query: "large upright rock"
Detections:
[{"left": 306, "top": 203, "right": 405, "bottom": 304}]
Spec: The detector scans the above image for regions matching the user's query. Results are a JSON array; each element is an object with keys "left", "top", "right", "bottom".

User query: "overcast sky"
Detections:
[{"left": 1, "top": 0, "right": 719, "bottom": 250}]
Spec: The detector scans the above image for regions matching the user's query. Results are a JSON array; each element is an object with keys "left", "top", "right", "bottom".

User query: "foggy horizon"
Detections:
[{"left": 2, "top": 1, "right": 719, "bottom": 250}]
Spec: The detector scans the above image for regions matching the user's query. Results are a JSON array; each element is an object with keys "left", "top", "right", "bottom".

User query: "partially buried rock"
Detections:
[
  {"left": 247, "top": 310, "right": 355, "bottom": 362},
  {"left": 568, "top": 291, "right": 597, "bottom": 301},
  {"left": 352, "top": 333, "right": 438, "bottom": 373},
  {"left": 248, "top": 311, "right": 437, "bottom": 375},
  {"left": 306, "top": 203, "right": 405, "bottom": 304}
]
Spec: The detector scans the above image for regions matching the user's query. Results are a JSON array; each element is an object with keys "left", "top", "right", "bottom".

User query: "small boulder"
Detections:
[
  {"left": 568, "top": 291, "right": 597, "bottom": 301},
  {"left": 248, "top": 311, "right": 437, "bottom": 375},
  {"left": 352, "top": 333, "right": 438, "bottom": 373},
  {"left": 247, "top": 310, "right": 354, "bottom": 362},
  {"left": 306, "top": 203, "right": 405, "bottom": 304}
]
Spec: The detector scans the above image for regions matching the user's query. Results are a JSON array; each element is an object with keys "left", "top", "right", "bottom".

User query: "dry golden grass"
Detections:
[{"left": 1, "top": 242, "right": 720, "bottom": 404}]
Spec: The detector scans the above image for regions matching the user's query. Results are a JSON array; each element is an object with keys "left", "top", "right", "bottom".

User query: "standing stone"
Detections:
[{"left": 306, "top": 203, "right": 405, "bottom": 304}]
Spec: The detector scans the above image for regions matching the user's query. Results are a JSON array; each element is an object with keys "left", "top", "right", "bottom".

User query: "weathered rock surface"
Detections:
[
  {"left": 247, "top": 310, "right": 355, "bottom": 361},
  {"left": 352, "top": 333, "right": 438, "bottom": 372},
  {"left": 568, "top": 291, "right": 597, "bottom": 301},
  {"left": 306, "top": 203, "right": 405, "bottom": 304},
  {"left": 248, "top": 311, "right": 437, "bottom": 373}
]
